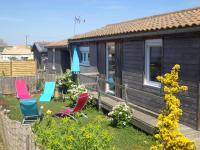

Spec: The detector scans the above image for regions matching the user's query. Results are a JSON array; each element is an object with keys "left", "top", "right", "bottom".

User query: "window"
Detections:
[
  {"left": 52, "top": 48, "right": 56, "bottom": 70},
  {"left": 80, "top": 47, "right": 90, "bottom": 66},
  {"left": 144, "top": 39, "right": 162, "bottom": 88}
]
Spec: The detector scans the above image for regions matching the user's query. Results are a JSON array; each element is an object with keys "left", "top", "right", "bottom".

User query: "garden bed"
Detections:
[{"left": 0, "top": 95, "right": 155, "bottom": 150}]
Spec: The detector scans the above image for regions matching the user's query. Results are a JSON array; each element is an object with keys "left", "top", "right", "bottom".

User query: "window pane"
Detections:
[
  {"left": 79, "top": 47, "right": 90, "bottom": 65},
  {"left": 150, "top": 47, "right": 161, "bottom": 82}
]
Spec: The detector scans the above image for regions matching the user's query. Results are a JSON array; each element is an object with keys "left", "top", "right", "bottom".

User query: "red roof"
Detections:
[{"left": 70, "top": 7, "right": 200, "bottom": 40}]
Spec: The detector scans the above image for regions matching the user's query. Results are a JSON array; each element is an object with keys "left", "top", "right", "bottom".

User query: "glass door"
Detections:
[{"left": 106, "top": 42, "right": 116, "bottom": 94}]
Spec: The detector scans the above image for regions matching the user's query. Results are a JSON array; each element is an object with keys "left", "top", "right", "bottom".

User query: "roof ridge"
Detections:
[{"left": 106, "top": 6, "right": 200, "bottom": 27}]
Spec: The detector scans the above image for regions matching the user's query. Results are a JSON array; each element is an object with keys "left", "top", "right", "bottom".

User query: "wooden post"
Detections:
[
  {"left": 197, "top": 83, "right": 200, "bottom": 130},
  {"left": 124, "top": 84, "right": 128, "bottom": 104},
  {"left": 96, "top": 76, "right": 101, "bottom": 111},
  {"left": 77, "top": 74, "right": 80, "bottom": 85},
  {"left": 26, "top": 135, "right": 30, "bottom": 150}
]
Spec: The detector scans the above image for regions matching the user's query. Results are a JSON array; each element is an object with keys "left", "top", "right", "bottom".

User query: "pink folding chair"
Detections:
[
  {"left": 15, "top": 80, "right": 31, "bottom": 99},
  {"left": 54, "top": 93, "right": 89, "bottom": 120}
]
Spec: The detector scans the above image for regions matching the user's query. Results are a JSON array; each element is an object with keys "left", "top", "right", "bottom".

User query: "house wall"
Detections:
[
  {"left": 70, "top": 32, "right": 200, "bottom": 129},
  {"left": 97, "top": 42, "right": 106, "bottom": 75},
  {"left": 32, "top": 45, "right": 48, "bottom": 70},
  {"left": 163, "top": 35, "right": 200, "bottom": 127},
  {"left": 48, "top": 48, "right": 70, "bottom": 74},
  {"left": 122, "top": 39, "right": 164, "bottom": 111},
  {"left": 72, "top": 42, "right": 98, "bottom": 73},
  {"left": 32, "top": 45, "right": 41, "bottom": 69},
  {"left": 60, "top": 48, "right": 71, "bottom": 73},
  {"left": 89, "top": 42, "right": 98, "bottom": 67},
  {"left": 122, "top": 33, "right": 200, "bottom": 128},
  {"left": 48, "top": 49, "right": 62, "bottom": 74}
]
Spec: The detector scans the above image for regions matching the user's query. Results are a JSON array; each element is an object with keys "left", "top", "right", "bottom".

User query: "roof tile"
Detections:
[
  {"left": 47, "top": 39, "right": 68, "bottom": 47},
  {"left": 71, "top": 7, "right": 200, "bottom": 40}
]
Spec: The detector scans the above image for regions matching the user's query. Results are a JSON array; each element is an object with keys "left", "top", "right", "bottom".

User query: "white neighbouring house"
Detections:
[{"left": 0, "top": 45, "right": 34, "bottom": 60}]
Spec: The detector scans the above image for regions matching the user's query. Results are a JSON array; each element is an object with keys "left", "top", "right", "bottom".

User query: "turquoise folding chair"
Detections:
[
  {"left": 20, "top": 99, "right": 42, "bottom": 124},
  {"left": 39, "top": 82, "right": 56, "bottom": 102}
]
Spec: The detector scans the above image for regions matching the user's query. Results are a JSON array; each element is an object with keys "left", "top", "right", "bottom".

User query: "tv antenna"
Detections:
[{"left": 73, "top": 16, "right": 85, "bottom": 36}]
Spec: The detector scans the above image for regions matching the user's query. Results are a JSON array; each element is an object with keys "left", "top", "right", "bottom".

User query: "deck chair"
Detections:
[
  {"left": 15, "top": 80, "right": 31, "bottom": 99},
  {"left": 20, "top": 99, "right": 42, "bottom": 124},
  {"left": 53, "top": 93, "right": 89, "bottom": 120},
  {"left": 39, "top": 81, "right": 56, "bottom": 102}
]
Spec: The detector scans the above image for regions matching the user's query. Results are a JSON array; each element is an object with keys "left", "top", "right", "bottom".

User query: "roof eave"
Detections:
[
  {"left": 69, "top": 26, "right": 200, "bottom": 43},
  {"left": 45, "top": 45, "right": 68, "bottom": 49}
]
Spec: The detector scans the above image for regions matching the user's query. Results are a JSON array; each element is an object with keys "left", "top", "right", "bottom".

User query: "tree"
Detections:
[{"left": 0, "top": 39, "right": 8, "bottom": 46}]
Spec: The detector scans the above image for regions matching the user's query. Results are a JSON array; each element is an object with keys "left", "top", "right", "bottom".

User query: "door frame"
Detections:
[{"left": 105, "top": 42, "right": 115, "bottom": 94}]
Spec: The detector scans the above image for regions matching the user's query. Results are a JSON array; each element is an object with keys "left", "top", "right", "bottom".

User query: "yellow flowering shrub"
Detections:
[
  {"left": 151, "top": 64, "right": 196, "bottom": 150},
  {"left": 32, "top": 115, "right": 114, "bottom": 150}
]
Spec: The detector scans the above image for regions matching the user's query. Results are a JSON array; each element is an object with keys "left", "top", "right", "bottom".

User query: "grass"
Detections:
[
  {"left": 0, "top": 95, "right": 65, "bottom": 121},
  {"left": 0, "top": 95, "right": 155, "bottom": 150}
]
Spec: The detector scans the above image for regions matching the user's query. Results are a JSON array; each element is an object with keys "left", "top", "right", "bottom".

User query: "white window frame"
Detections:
[
  {"left": 144, "top": 39, "right": 162, "bottom": 88},
  {"left": 52, "top": 48, "right": 56, "bottom": 70},
  {"left": 80, "top": 46, "right": 90, "bottom": 66}
]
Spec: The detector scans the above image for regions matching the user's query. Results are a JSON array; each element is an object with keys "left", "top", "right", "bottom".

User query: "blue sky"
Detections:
[{"left": 0, "top": 0, "right": 200, "bottom": 45}]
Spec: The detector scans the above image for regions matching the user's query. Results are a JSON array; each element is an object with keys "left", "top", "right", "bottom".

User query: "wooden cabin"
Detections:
[
  {"left": 32, "top": 42, "right": 49, "bottom": 71},
  {"left": 46, "top": 39, "right": 71, "bottom": 74},
  {"left": 69, "top": 7, "right": 200, "bottom": 130}
]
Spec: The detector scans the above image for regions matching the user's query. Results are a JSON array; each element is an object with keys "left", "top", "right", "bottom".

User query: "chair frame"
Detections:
[
  {"left": 54, "top": 93, "right": 89, "bottom": 120},
  {"left": 22, "top": 115, "right": 41, "bottom": 125}
]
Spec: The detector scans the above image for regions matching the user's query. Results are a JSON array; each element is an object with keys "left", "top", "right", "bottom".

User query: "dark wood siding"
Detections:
[
  {"left": 122, "top": 34, "right": 200, "bottom": 128},
  {"left": 163, "top": 35, "right": 200, "bottom": 128},
  {"left": 122, "top": 40, "right": 144, "bottom": 92},
  {"left": 97, "top": 42, "right": 106, "bottom": 91},
  {"left": 60, "top": 48, "right": 71, "bottom": 73},
  {"left": 90, "top": 42, "right": 97, "bottom": 67},
  {"left": 48, "top": 49, "right": 60, "bottom": 74},
  {"left": 97, "top": 42, "right": 106, "bottom": 75},
  {"left": 163, "top": 36, "right": 200, "bottom": 81},
  {"left": 47, "top": 49, "right": 53, "bottom": 73},
  {"left": 122, "top": 39, "right": 164, "bottom": 114},
  {"left": 48, "top": 48, "right": 70, "bottom": 74},
  {"left": 32, "top": 45, "right": 42, "bottom": 69}
]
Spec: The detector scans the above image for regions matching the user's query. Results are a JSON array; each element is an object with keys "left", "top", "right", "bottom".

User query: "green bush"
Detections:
[
  {"left": 63, "top": 84, "right": 95, "bottom": 107},
  {"left": 36, "top": 79, "right": 44, "bottom": 91},
  {"left": 56, "top": 70, "right": 96, "bottom": 108},
  {"left": 32, "top": 116, "right": 114, "bottom": 150},
  {"left": 64, "top": 84, "right": 86, "bottom": 106},
  {"left": 57, "top": 70, "right": 75, "bottom": 91},
  {"left": 108, "top": 102, "right": 133, "bottom": 128}
]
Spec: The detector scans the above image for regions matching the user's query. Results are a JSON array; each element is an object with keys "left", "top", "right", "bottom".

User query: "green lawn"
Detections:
[{"left": 0, "top": 95, "right": 155, "bottom": 150}]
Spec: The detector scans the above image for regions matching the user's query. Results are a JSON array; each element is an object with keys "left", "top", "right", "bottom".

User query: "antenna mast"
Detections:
[{"left": 73, "top": 16, "right": 85, "bottom": 36}]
